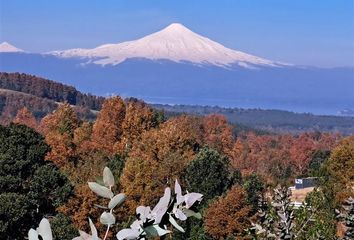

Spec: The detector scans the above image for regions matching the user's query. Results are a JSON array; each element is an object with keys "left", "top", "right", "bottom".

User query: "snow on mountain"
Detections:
[
  {"left": 49, "top": 23, "right": 286, "bottom": 68},
  {"left": 0, "top": 42, "right": 24, "bottom": 53}
]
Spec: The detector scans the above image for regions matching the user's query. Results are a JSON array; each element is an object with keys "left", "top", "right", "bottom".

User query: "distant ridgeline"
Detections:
[
  {"left": 0, "top": 72, "right": 104, "bottom": 122},
  {"left": 0, "top": 72, "right": 104, "bottom": 109},
  {"left": 153, "top": 104, "right": 354, "bottom": 135},
  {"left": 0, "top": 72, "right": 354, "bottom": 135}
]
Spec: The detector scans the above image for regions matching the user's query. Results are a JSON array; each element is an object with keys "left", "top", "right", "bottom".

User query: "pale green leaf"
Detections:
[
  {"left": 103, "top": 167, "right": 115, "bottom": 187},
  {"left": 100, "top": 212, "right": 116, "bottom": 225},
  {"left": 28, "top": 229, "right": 39, "bottom": 240},
  {"left": 144, "top": 225, "right": 171, "bottom": 237},
  {"left": 88, "top": 182, "right": 113, "bottom": 199},
  {"left": 108, "top": 193, "right": 126, "bottom": 209},
  {"left": 169, "top": 215, "right": 185, "bottom": 232},
  {"left": 116, "top": 229, "right": 141, "bottom": 240},
  {"left": 89, "top": 218, "right": 98, "bottom": 238},
  {"left": 183, "top": 209, "right": 202, "bottom": 219}
]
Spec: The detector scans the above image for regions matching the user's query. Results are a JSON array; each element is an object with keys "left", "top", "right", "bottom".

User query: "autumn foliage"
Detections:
[
  {"left": 326, "top": 135, "right": 354, "bottom": 202},
  {"left": 91, "top": 96, "right": 126, "bottom": 154},
  {"left": 204, "top": 186, "right": 252, "bottom": 239},
  {"left": 57, "top": 184, "right": 106, "bottom": 233},
  {"left": 202, "top": 114, "right": 234, "bottom": 156},
  {"left": 230, "top": 132, "right": 339, "bottom": 180},
  {"left": 13, "top": 107, "right": 38, "bottom": 129},
  {"left": 40, "top": 103, "right": 79, "bottom": 169},
  {"left": 5, "top": 94, "right": 350, "bottom": 238},
  {"left": 114, "top": 98, "right": 156, "bottom": 154},
  {"left": 120, "top": 115, "right": 203, "bottom": 213}
]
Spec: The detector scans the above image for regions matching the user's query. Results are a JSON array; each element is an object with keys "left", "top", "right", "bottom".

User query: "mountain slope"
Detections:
[
  {"left": 0, "top": 72, "right": 104, "bottom": 110},
  {"left": 0, "top": 54, "right": 352, "bottom": 115},
  {"left": 0, "top": 23, "right": 352, "bottom": 115},
  {"left": 0, "top": 72, "right": 103, "bottom": 123},
  {"left": 0, "top": 42, "right": 24, "bottom": 53},
  {"left": 49, "top": 23, "right": 283, "bottom": 67}
]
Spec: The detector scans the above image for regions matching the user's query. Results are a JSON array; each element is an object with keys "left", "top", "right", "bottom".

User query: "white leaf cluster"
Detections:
[
  {"left": 28, "top": 168, "right": 203, "bottom": 240},
  {"left": 116, "top": 180, "right": 203, "bottom": 240},
  {"left": 28, "top": 218, "right": 53, "bottom": 240}
]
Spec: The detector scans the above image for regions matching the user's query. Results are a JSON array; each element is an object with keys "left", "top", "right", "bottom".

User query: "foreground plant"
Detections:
[
  {"left": 248, "top": 186, "right": 295, "bottom": 239},
  {"left": 28, "top": 218, "right": 53, "bottom": 240},
  {"left": 75, "top": 167, "right": 126, "bottom": 240},
  {"left": 336, "top": 197, "right": 354, "bottom": 240},
  {"left": 28, "top": 168, "right": 203, "bottom": 239},
  {"left": 116, "top": 179, "right": 203, "bottom": 239}
]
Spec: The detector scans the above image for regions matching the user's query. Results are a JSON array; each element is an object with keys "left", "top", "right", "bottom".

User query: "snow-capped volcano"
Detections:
[
  {"left": 0, "top": 24, "right": 352, "bottom": 115},
  {"left": 50, "top": 23, "right": 284, "bottom": 67},
  {"left": 0, "top": 42, "right": 24, "bottom": 53}
]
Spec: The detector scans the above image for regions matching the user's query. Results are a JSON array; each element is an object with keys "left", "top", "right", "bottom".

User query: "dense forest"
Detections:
[
  {"left": 0, "top": 72, "right": 102, "bottom": 123},
  {"left": 0, "top": 72, "right": 104, "bottom": 110},
  {"left": 0, "top": 89, "right": 97, "bottom": 124},
  {"left": 0, "top": 89, "right": 58, "bottom": 119},
  {"left": 1, "top": 94, "right": 353, "bottom": 239},
  {"left": 153, "top": 104, "right": 354, "bottom": 135}
]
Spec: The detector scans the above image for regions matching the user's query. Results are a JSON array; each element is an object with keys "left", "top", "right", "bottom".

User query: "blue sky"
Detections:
[{"left": 0, "top": 0, "right": 353, "bottom": 67}]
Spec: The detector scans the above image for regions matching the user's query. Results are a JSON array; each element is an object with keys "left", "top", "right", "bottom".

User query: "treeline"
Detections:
[
  {"left": 0, "top": 72, "right": 104, "bottom": 110},
  {"left": 0, "top": 89, "right": 57, "bottom": 121},
  {"left": 0, "top": 90, "right": 97, "bottom": 124},
  {"left": 2, "top": 95, "right": 353, "bottom": 239},
  {"left": 2, "top": 72, "right": 354, "bottom": 135},
  {"left": 153, "top": 104, "right": 354, "bottom": 135}
]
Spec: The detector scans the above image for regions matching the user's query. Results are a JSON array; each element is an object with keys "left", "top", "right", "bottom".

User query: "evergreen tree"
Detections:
[
  {"left": 0, "top": 124, "right": 72, "bottom": 239},
  {"left": 185, "top": 147, "right": 231, "bottom": 203}
]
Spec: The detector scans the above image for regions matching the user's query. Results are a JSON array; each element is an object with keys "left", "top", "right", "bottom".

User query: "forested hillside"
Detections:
[
  {"left": 0, "top": 72, "right": 104, "bottom": 109},
  {"left": 0, "top": 88, "right": 57, "bottom": 119},
  {"left": 0, "top": 72, "right": 102, "bottom": 123},
  {"left": 1, "top": 95, "right": 353, "bottom": 239},
  {"left": 154, "top": 104, "right": 354, "bottom": 135},
  {"left": 0, "top": 89, "right": 97, "bottom": 124}
]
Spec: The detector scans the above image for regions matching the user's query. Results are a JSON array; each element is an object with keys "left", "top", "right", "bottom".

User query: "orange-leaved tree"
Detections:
[
  {"left": 326, "top": 135, "right": 354, "bottom": 202},
  {"left": 202, "top": 114, "right": 234, "bottom": 156},
  {"left": 13, "top": 107, "right": 38, "bottom": 130},
  {"left": 120, "top": 115, "right": 203, "bottom": 213},
  {"left": 289, "top": 133, "right": 316, "bottom": 175},
  {"left": 91, "top": 96, "right": 126, "bottom": 154},
  {"left": 204, "top": 186, "right": 252, "bottom": 239},
  {"left": 57, "top": 184, "right": 108, "bottom": 234},
  {"left": 114, "top": 98, "right": 156, "bottom": 155},
  {"left": 40, "top": 103, "right": 79, "bottom": 170}
]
